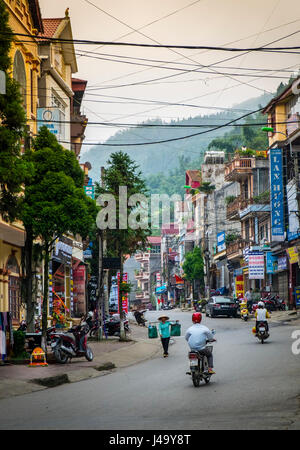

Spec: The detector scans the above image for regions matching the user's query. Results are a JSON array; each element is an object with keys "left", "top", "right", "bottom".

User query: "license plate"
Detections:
[
  {"left": 259, "top": 327, "right": 265, "bottom": 332},
  {"left": 189, "top": 360, "right": 198, "bottom": 366},
  {"left": 51, "top": 342, "right": 57, "bottom": 348}
]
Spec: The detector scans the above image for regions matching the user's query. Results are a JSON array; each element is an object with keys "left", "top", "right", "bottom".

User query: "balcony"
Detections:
[
  {"left": 135, "top": 291, "right": 150, "bottom": 300},
  {"left": 135, "top": 270, "right": 150, "bottom": 280},
  {"left": 226, "top": 196, "right": 254, "bottom": 220},
  {"left": 226, "top": 239, "right": 247, "bottom": 261},
  {"left": 225, "top": 157, "right": 255, "bottom": 182},
  {"left": 135, "top": 252, "right": 150, "bottom": 262}
]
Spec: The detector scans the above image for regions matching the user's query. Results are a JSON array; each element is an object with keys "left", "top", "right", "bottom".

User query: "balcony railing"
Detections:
[
  {"left": 226, "top": 239, "right": 248, "bottom": 259},
  {"left": 226, "top": 196, "right": 254, "bottom": 219},
  {"left": 225, "top": 157, "right": 256, "bottom": 182}
]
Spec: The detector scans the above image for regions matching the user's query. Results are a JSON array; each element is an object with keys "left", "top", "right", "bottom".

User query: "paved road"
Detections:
[{"left": 0, "top": 310, "right": 299, "bottom": 430}]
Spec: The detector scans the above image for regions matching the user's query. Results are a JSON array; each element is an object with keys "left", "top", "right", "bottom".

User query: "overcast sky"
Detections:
[{"left": 39, "top": 0, "right": 300, "bottom": 151}]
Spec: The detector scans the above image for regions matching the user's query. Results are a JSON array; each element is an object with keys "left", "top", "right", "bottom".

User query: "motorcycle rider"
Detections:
[
  {"left": 185, "top": 312, "right": 216, "bottom": 374},
  {"left": 255, "top": 301, "right": 270, "bottom": 334}
]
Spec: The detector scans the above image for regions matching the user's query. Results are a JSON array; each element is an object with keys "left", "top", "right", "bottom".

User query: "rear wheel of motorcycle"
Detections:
[
  {"left": 192, "top": 372, "right": 200, "bottom": 387},
  {"left": 54, "top": 348, "right": 68, "bottom": 364},
  {"left": 261, "top": 338, "right": 264, "bottom": 344},
  {"left": 204, "top": 376, "right": 211, "bottom": 384},
  {"left": 85, "top": 346, "right": 94, "bottom": 361}
]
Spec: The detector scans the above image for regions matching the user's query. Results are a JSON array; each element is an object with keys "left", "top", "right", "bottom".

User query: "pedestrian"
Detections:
[
  {"left": 158, "top": 315, "right": 172, "bottom": 358},
  {"left": 245, "top": 288, "right": 253, "bottom": 312}
]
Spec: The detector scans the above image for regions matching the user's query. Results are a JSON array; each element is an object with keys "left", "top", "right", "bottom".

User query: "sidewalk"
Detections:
[
  {"left": 0, "top": 323, "right": 161, "bottom": 400},
  {"left": 268, "top": 309, "right": 300, "bottom": 325}
]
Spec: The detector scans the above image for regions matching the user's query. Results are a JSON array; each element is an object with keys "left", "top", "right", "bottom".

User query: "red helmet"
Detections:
[{"left": 192, "top": 312, "right": 202, "bottom": 323}]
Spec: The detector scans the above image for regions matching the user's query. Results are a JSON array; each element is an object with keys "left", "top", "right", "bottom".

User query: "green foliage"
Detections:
[
  {"left": 225, "top": 232, "right": 241, "bottom": 244},
  {"left": 0, "top": 0, "right": 28, "bottom": 221},
  {"left": 225, "top": 195, "right": 236, "bottom": 205},
  {"left": 198, "top": 181, "right": 216, "bottom": 194},
  {"left": 12, "top": 330, "right": 27, "bottom": 358},
  {"left": 253, "top": 190, "right": 270, "bottom": 204},
  {"left": 182, "top": 246, "right": 204, "bottom": 286}
]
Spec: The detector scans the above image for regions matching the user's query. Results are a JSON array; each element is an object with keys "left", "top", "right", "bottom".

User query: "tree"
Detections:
[
  {"left": 95, "top": 151, "right": 151, "bottom": 339},
  {"left": 0, "top": 0, "right": 28, "bottom": 221},
  {"left": 182, "top": 247, "right": 205, "bottom": 298},
  {"left": 20, "top": 127, "right": 98, "bottom": 344}
]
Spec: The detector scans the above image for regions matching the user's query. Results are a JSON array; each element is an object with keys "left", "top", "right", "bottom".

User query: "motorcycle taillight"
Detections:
[{"left": 189, "top": 353, "right": 198, "bottom": 359}]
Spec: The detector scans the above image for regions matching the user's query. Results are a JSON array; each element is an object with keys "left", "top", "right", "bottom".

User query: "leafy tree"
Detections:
[
  {"left": 182, "top": 246, "right": 204, "bottom": 297},
  {"left": 20, "top": 127, "right": 98, "bottom": 343},
  {"left": 95, "top": 151, "right": 150, "bottom": 339},
  {"left": 0, "top": 0, "right": 28, "bottom": 221}
]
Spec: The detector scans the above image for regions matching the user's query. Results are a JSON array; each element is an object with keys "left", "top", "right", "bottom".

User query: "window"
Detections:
[
  {"left": 9, "top": 276, "right": 21, "bottom": 321},
  {"left": 13, "top": 51, "right": 26, "bottom": 110}
]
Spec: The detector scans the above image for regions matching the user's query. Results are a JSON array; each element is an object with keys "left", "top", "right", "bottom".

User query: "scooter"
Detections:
[
  {"left": 50, "top": 324, "right": 94, "bottom": 363},
  {"left": 240, "top": 302, "right": 249, "bottom": 321},
  {"left": 187, "top": 330, "right": 216, "bottom": 387},
  {"left": 133, "top": 310, "right": 147, "bottom": 326},
  {"left": 104, "top": 315, "right": 130, "bottom": 336},
  {"left": 254, "top": 321, "right": 269, "bottom": 344}
]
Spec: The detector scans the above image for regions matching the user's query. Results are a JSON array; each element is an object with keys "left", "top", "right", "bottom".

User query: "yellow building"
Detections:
[{"left": 0, "top": 0, "right": 43, "bottom": 325}]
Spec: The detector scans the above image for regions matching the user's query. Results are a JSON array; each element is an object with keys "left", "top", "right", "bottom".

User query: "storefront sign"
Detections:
[
  {"left": 277, "top": 256, "right": 288, "bottom": 271},
  {"left": 54, "top": 237, "right": 73, "bottom": 264},
  {"left": 217, "top": 231, "right": 226, "bottom": 252},
  {"left": 286, "top": 247, "right": 299, "bottom": 264},
  {"left": 73, "top": 265, "right": 86, "bottom": 316},
  {"left": 287, "top": 180, "right": 300, "bottom": 241},
  {"left": 266, "top": 252, "right": 277, "bottom": 274},
  {"left": 295, "top": 288, "right": 300, "bottom": 307},
  {"left": 117, "top": 272, "right": 129, "bottom": 314},
  {"left": 248, "top": 251, "right": 265, "bottom": 279},
  {"left": 235, "top": 275, "right": 244, "bottom": 298},
  {"left": 270, "top": 148, "right": 285, "bottom": 241},
  {"left": 37, "top": 108, "right": 60, "bottom": 138}
]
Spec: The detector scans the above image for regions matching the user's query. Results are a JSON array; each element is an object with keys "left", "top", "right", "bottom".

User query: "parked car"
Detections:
[{"left": 206, "top": 296, "right": 238, "bottom": 318}]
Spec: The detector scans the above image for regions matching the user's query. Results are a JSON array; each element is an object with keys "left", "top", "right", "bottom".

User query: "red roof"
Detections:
[
  {"left": 39, "top": 18, "right": 64, "bottom": 40},
  {"left": 148, "top": 236, "right": 161, "bottom": 244}
]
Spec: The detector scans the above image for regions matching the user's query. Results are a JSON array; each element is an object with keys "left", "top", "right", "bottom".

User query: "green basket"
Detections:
[
  {"left": 170, "top": 322, "right": 181, "bottom": 337},
  {"left": 148, "top": 324, "right": 158, "bottom": 339}
]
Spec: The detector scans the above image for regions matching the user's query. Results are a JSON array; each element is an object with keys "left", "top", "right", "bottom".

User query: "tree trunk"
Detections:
[
  {"left": 24, "top": 225, "right": 34, "bottom": 332},
  {"left": 42, "top": 242, "right": 50, "bottom": 352}
]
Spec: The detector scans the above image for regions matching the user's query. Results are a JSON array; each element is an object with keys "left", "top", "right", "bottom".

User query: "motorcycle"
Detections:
[
  {"left": 240, "top": 302, "right": 249, "bottom": 321},
  {"left": 187, "top": 331, "right": 216, "bottom": 387},
  {"left": 104, "top": 315, "right": 130, "bottom": 336},
  {"left": 133, "top": 310, "right": 147, "bottom": 326},
  {"left": 255, "top": 321, "right": 269, "bottom": 344},
  {"left": 50, "top": 324, "right": 94, "bottom": 363}
]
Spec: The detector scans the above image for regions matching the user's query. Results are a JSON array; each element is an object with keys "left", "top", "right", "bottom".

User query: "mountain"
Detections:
[{"left": 82, "top": 91, "right": 273, "bottom": 183}]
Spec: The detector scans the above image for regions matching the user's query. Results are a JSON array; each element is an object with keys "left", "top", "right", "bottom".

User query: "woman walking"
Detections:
[{"left": 158, "top": 315, "right": 172, "bottom": 357}]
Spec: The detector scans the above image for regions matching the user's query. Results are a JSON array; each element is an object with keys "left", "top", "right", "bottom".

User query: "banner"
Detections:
[
  {"left": 266, "top": 252, "right": 277, "bottom": 274},
  {"left": 270, "top": 149, "right": 285, "bottom": 241},
  {"left": 235, "top": 275, "right": 244, "bottom": 298},
  {"left": 117, "top": 272, "right": 128, "bottom": 314},
  {"left": 248, "top": 251, "right": 265, "bottom": 279},
  {"left": 287, "top": 180, "right": 300, "bottom": 241}
]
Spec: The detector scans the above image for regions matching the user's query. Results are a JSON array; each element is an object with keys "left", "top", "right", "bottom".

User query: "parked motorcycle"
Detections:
[
  {"left": 133, "top": 310, "right": 147, "bottom": 326},
  {"left": 104, "top": 315, "right": 130, "bottom": 336},
  {"left": 50, "top": 324, "right": 93, "bottom": 363},
  {"left": 239, "top": 302, "right": 249, "bottom": 321},
  {"left": 255, "top": 321, "right": 269, "bottom": 344}
]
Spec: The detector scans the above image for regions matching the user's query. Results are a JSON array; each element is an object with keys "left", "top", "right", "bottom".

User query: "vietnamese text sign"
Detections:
[
  {"left": 266, "top": 252, "right": 277, "bottom": 274},
  {"left": 217, "top": 231, "right": 226, "bottom": 252},
  {"left": 270, "top": 149, "right": 285, "bottom": 241},
  {"left": 286, "top": 247, "right": 299, "bottom": 264},
  {"left": 248, "top": 251, "right": 265, "bottom": 279},
  {"left": 277, "top": 256, "right": 287, "bottom": 271},
  {"left": 235, "top": 275, "right": 244, "bottom": 298}
]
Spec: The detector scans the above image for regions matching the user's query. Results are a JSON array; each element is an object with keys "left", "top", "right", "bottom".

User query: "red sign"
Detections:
[{"left": 117, "top": 272, "right": 128, "bottom": 314}]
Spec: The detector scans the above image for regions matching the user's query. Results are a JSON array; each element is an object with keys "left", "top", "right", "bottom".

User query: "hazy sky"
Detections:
[{"left": 38, "top": 0, "right": 300, "bottom": 151}]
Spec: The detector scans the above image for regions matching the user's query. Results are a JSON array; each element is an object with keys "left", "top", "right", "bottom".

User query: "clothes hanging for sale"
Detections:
[{"left": 0, "top": 312, "right": 13, "bottom": 361}]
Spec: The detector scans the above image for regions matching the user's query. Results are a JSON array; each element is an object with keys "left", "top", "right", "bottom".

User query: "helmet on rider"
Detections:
[
  {"left": 192, "top": 312, "right": 202, "bottom": 323},
  {"left": 258, "top": 301, "right": 265, "bottom": 308}
]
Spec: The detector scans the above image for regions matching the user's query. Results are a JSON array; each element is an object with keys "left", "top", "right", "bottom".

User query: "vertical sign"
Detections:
[
  {"left": 217, "top": 231, "right": 226, "bottom": 252},
  {"left": 235, "top": 275, "right": 244, "bottom": 298},
  {"left": 270, "top": 148, "right": 285, "bottom": 241},
  {"left": 117, "top": 272, "right": 129, "bottom": 314},
  {"left": 248, "top": 251, "right": 265, "bottom": 279},
  {"left": 266, "top": 252, "right": 277, "bottom": 274}
]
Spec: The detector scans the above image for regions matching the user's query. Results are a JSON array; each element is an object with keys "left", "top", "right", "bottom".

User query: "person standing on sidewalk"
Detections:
[{"left": 158, "top": 315, "right": 172, "bottom": 357}]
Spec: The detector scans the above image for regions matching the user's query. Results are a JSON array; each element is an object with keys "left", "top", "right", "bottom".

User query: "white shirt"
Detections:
[
  {"left": 256, "top": 308, "right": 269, "bottom": 321},
  {"left": 185, "top": 324, "right": 214, "bottom": 351}
]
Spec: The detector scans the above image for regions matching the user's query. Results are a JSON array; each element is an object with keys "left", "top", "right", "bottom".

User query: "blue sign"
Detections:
[
  {"left": 217, "top": 231, "right": 226, "bottom": 252},
  {"left": 37, "top": 108, "right": 60, "bottom": 138},
  {"left": 266, "top": 252, "right": 277, "bottom": 274},
  {"left": 270, "top": 149, "right": 285, "bottom": 241},
  {"left": 295, "top": 288, "right": 300, "bottom": 307}
]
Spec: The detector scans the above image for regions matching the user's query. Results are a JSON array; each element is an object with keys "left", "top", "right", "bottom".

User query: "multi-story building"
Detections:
[
  {"left": 0, "top": 0, "right": 43, "bottom": 325},
  {"left": 134, "top": 237, "right": 161, "bottom": 308},
  {"left": 263, "top": 77, "right": 300, "bottom": 308},
  {"left": 224, "top": 149, "right": 270, "bottom": 295}
]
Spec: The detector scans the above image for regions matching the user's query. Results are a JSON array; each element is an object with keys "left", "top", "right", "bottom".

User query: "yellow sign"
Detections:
[{"left": 287, "top": 247, "right": 299, "bottom": 264}]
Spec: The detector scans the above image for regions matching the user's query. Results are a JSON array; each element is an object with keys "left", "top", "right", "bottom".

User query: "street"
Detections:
[{"left": 0, "top": 311, "right": 299, "bottom": 430}]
